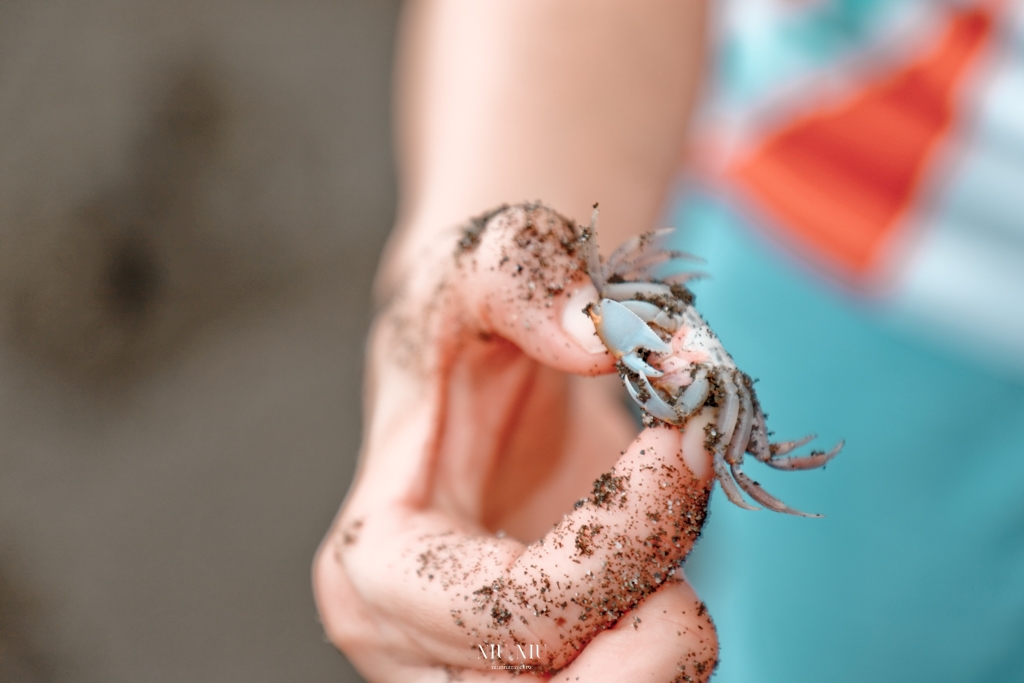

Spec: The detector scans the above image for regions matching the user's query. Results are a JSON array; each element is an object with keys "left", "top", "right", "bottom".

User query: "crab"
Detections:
[{"left": 579, "top": 208, "right": 843, "bottom": 517}]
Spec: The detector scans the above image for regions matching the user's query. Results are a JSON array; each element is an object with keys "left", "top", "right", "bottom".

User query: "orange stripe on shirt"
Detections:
[{"left": 729, "top": 6, "right": 993, "bottom": 279}]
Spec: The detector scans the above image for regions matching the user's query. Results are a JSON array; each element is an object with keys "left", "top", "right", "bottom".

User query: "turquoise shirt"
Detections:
[{"left": 672, "top": 195, "right": 1024, "bottom": 682}]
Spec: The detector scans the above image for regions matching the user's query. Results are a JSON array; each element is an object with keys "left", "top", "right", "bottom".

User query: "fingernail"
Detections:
[{"left": 561, "top": 284, "right": 606, "bottom": 354}]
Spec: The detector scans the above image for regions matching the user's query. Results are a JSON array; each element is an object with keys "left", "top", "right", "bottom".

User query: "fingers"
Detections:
[
  {"left": 327, "top": 416, "right": 715, "bottom": 674},
  {"left": 312, "top": 539, "right": 400, "bottom": 680},
  {"left": 556, "top": 575, "right": 717, "bottom": 682},
  {"left": 435, "top": 577, "right": 717, "bottom": 683},
  {"left": 315, "top": 561, "right": 716, "bottom": 683}
]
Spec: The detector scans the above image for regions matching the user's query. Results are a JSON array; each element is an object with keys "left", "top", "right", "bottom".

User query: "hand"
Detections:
[{"left": 313, "top": 205, "right": 718, "bottom": 682}]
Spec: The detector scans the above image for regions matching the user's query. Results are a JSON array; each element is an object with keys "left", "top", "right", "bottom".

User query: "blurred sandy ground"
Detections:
[{"left": 0, "top": 1, "right": 399, "bottom": 680}]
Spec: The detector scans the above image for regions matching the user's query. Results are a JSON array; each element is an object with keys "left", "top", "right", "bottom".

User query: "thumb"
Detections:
[
  {"left": 361, "top": 204, "right": 615, "bottom": 500},
  {"left": 451, "top": 203, "right": 615, "bottom": 376}
]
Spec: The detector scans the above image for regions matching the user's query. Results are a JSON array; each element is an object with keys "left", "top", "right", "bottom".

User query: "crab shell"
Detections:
[{"left": 579, "top": 208, "right": 843, "bottom": 517}]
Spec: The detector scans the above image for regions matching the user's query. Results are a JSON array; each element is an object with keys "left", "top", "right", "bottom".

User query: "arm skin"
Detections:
[{"left": 378, "top": 0, "right": 708, "bottom": 303}]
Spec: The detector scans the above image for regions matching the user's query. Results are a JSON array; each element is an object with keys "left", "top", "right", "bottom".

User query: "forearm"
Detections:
[{"left": 379, "top": 0, "right": 707, "bottom": 301}]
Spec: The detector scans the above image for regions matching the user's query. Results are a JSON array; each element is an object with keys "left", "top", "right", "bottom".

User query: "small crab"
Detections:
[{"left": 579, "top": 208, "right": 843, "bottom": 517}]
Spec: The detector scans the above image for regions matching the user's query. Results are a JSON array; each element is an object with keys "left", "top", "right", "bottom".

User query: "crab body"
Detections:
[{"left": 580, "top": 209, "right": 842, "bottom": 517}]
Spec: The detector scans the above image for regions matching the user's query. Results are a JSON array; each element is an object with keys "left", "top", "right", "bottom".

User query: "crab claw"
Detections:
[
  {"left": 588, "top": 298, "right": 671, "bottom": 370},
  {"left": 624, "top": 372, "right": 681, "bottom": 424}
]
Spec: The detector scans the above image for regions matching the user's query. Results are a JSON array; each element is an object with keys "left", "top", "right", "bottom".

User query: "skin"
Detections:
[{"left": 314, "top": 2, "right": 714, "bottom": 681}]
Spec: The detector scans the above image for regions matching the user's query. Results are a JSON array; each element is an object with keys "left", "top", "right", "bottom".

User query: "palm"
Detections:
[{"left": 431, "top": 336, "right": 637, "bottom": 541}]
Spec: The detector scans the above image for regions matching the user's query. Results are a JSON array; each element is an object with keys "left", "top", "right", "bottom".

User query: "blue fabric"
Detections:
[
  {"left": 670, "top": 194, "right": 1024, "bottom": 682},
  {"left": 709, "top": 0, "right": 1024, "bottom": 370},
  {"left": 717, "top": 0, "right": 902, "bottom": 108}
]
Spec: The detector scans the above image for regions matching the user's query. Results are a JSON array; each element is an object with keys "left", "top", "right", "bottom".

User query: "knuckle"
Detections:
[
  {"left": 312, "top": 530, "right": 374, "bottom": 652},
  {"left": 676, "top": 605, "right": 719, "bottom": 682}
]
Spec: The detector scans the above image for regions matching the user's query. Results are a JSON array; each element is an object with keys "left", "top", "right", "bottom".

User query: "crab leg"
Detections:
[
  {"left": 767, "top": 440, "right": 845, "bottom": 471},
  {"left": 710, "top": 373, "right": 761, "bottom": 510},
  {"left": 770, "top": 434, "right": 816, "bottom": 456},
  {"left": 651, "top": 310, "right": 680, "bottom": 332},
  {"left": 747, "top": 408, "right": 772, "bottom": 463},
  {"left": 607, "top": 228, "right": 704, "bottom": 272},
  {"left": 620, "top": 354, "right": 663, "bottom": 379},
  {"left": 714, "top": 452, "right": 760, "bottom": 511},
  {"left": 614, "top": 250, "right": 703, "bottom": 282},
  {"left": 618, "top": 300, "right": 662, "bottom": 320},
  {"left": 581, "top": 207, "right": 606, "bottom": 287},
  {"left": 602, "top": 282, "right": 675, "bottom": 301},
  {"left": 661, "top": 271, "right": 709, "bottom": 286},
  {"left": 725, "top": 387, "right": 754, "bottom": 466},
  {"left": 717, "top": 372, "right": 740, "bottom": 445},
  {"left": 605, "top": 228, "right": 674, "bottom": 273},
  {"left": 624, "top": 373, "right": 680, "bottom": 425},
  {"left": 619, "top": 301, "right": 681, "bottom": 332},
  {"left": 730, "top": 463, "right": 821, "bottom": 518},
  {"left": 674, "top": 368, "right": 710, "bottom": 418},
  {"left": 612, "top": 248, "right": 677, "bottom": 276}
]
